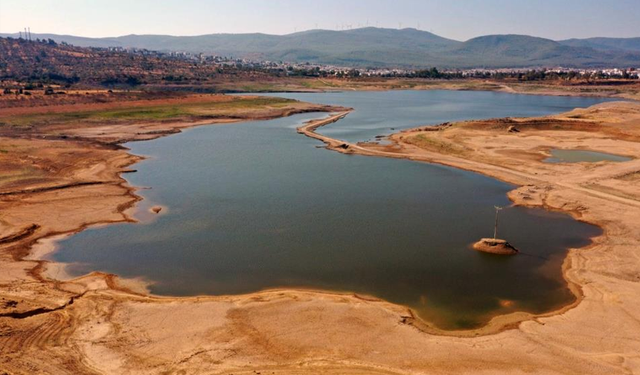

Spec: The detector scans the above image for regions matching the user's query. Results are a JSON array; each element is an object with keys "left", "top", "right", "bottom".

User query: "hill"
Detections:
[
  {"left": 0, "top": 37, "right": 269, "bottom": 87},
  {"left": 559, "top": 37, "right": 640, "bottom": 53},
  {"left": 3, "top": 28, "right": 639, "bottom": 68},
  {"left": 446, "top": 35, "right": 640, "bottom": 68}
]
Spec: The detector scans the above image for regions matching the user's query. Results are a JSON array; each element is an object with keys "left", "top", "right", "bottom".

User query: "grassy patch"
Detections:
[
  {"left": 406, "top": 134, "right": 468, "bottom": 155},
  {"left": 238, "top": 83, "right": 287, "bottom": 92},
  {"left": 94, "top": 107, "right": 187, "bottom": 120},
  {"left": 0, "top": 96, "right": 299, "bottom": 128}
]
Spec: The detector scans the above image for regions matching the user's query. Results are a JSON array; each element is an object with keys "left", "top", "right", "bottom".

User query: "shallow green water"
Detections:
[
  {"left": 545, "top": 149, "right": 632, "bottom": 163},
  {"left": 53, "top": 90, "right": 611, "bottom": 329}
]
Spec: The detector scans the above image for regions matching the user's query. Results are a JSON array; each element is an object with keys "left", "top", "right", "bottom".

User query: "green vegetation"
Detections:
[
  {"left": 407, "top": 134, "right": 468, "bottom": 156},
  {"left": 8, "top": 28, "right": 640, "bottom": 69},
  {"left": 95, "top": 107, "right": 186, "bottom": 120},
  {"left": 238, "top": 83, "right": 289, "bottom": 92},
  {"left": 559, "top": 37, "right": 640, "bottom": 52},
  {"left": 0, "top": 97, "right": 298, "bottom": 128}
]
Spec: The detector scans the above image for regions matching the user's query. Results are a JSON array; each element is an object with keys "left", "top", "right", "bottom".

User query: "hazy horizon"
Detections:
[
  {"left": 1, "top": 0, "right": 639, "bottom": 41},
  {"left": 3, "top": 26, "right": 640, "bottom": 43}
]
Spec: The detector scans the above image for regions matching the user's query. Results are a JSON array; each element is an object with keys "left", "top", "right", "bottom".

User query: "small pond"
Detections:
[{"left": 545, "top": 149, "right": 632, "bottom": 163}]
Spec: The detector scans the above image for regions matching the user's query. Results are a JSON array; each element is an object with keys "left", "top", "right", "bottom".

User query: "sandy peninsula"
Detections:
[{"left": 2, "top": 89, "right": 640, "bottom": 374}]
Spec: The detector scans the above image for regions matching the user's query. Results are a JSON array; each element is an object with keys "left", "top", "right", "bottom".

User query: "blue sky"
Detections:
[{"left": 1, "top": 0, "right": 639, "bottom": 40}]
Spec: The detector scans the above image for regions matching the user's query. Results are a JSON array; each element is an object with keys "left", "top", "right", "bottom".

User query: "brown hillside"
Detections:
[{"left": 0, "top": 37, "right": 269, "bottom": 88}]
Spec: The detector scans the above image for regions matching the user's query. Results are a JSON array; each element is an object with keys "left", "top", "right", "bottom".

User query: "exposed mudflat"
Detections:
[{"left": 1, "top": 90, "right": 640, "bottom": 374}]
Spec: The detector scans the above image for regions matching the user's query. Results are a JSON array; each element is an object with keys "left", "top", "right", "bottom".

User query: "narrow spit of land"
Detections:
[{"left": 1, "top": 88, "right": 640, "bottom": 374}]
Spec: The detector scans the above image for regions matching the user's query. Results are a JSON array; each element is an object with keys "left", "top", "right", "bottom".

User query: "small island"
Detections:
[{"left": 472, "top": 238, "right": 519, "bottom": 255}]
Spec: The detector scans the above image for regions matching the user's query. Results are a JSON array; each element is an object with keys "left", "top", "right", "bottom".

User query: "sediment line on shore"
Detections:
[
  {"left": 295, "top": 102, "right": 640, "bottom": 336},
  {"left": 2, "top": 96, "right": 640, "bottom": 374}
]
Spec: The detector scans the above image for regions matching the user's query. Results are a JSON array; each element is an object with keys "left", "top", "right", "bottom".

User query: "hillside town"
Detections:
[
  {"left": 104, "top": 44, "right": 640, "bottom": 80},
  {"left": 1, "top": 35, "right": 639, "bottom": 93}
]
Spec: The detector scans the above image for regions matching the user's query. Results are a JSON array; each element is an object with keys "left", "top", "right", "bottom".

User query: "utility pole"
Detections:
[{"left": 494, "top": 206, "right": 503, "bottom": 239}]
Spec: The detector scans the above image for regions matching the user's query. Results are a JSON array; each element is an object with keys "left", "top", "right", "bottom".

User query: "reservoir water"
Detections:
[
  {"left": 53, "top": 90, "right": 611, "bottom": 329},
  {"left": 545, "top": 149, "right": 632, "bottom": 163}
]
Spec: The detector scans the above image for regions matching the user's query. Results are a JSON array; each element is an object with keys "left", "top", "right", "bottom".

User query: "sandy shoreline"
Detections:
[
  {"left": 294, "top": 101, "right": 640, "bottom": 363},
  {"left": 2, "top": 91, "right": 640, "bottom": 373},
  {"left": 295, "top": 112, "right": 603, "bottom": 334}
]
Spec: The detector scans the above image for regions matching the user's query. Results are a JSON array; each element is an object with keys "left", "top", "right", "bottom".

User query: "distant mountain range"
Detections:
[{"left": 2, "top": 28, "right": 639, "bottom": 69}]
